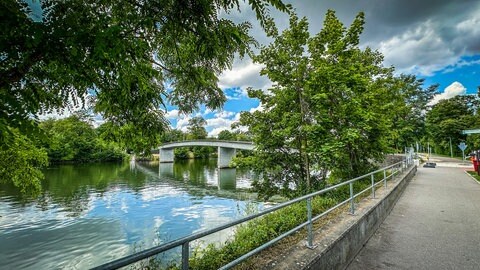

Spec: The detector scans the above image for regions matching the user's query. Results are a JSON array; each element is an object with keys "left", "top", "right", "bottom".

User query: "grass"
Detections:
[{"left": 466, "top": 171, "right": 480, "bottom": 183}]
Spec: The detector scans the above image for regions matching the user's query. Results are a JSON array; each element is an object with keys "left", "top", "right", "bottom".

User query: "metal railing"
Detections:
[
  {"left": 159, "top": 139, "right": 254, "bottom": 146},
  {"left": 92, "top": 158, "right": 414, "bottom": 270}
]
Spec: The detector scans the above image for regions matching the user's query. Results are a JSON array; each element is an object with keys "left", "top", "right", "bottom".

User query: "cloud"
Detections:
[
  {"left": 206, "top": 117, "right": 232, "bottom": 128},
  {"left": 218, "top": 59, "right": 272, "bottom": 94},
  {"left": 165, "top": 109, "right": 180, "bottom": 119},
  {"left": 222, "top": 0, "right": 480, "bottom": 77},
  {"left": 214, "top": 111, "right": 235, "bottom": 118},
  {"left": 175, "top": 115, "right": 192, "bottom": 132},
  {"left": 378, "top": 21, "right": 457, "bottom": 75},
  {"left": 374, "top": 4, "right": 480, "bottom": 76},
  {"left": 209, "top": 127, "right": 231, "bottom": 137},
  {"left": 442, "top": 58, "right": 480, "bottom": 73},
  {"left": 455, "top": 15, "right": 480, "bottom": 52},
  {"left": 171, "top": 109, "right": 241, "bottom": 137},
  {"left": 204, "top": 107, "right": 215, "bottom": 115},
  {"left": 205, "top": 110, "right": 241, "bottom": 137},
  {"left": 176, "top": 1, "right": 480, "bottom": 134},
  {"left": 429, "top": 81, "right": 467, "bottom": 105},
  {"left": 249, "top": 103, "right": 264, "bottom": 113}
]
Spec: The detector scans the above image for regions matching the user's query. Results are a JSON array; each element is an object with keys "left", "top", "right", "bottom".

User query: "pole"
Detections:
[
  {"left": 371, "top": 174, "right": 375, "bottom": 199},
  {"left": 383, "top": 169, "right": 387, "bottom": 189},
  {"left": 449, "top": 137, "right": 453, "bottom": 158},
  {"left": 427, "top": 142, "right": 430, "bottom": 161},
  {"left": 349, "top": 182, "right": 354, "bottom": 214},
  {"left": 306, "top": 198, "right": 314, "bottom": 248},
  {"left": 182, "top": 243, "right": 189, "bottom": 270}
]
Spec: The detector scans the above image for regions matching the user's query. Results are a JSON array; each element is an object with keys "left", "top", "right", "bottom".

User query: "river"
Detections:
[{"left": 0, "top": 159, "right": 260, "bottom": 269}]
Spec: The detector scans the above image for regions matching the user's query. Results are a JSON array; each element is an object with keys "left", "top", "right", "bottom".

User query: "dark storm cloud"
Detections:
[
  {"left": 265, "top": 0, "right": 479, "bottom": 72},
  {"left": 218, "top": 0, "right": 480, "bottom": 90}
]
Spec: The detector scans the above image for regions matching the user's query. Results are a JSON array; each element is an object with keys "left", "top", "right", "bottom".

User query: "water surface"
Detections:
[{"left": 0, "top": 159, "right": 259, "bottom": 269}]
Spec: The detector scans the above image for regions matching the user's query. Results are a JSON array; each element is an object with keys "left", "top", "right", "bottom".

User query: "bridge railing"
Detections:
[
  {"left": 92, "top": 158, "right": 414, "bottom": 270},
  {"left": 159, "top": 139, "right": 254, "bottom": 146}
]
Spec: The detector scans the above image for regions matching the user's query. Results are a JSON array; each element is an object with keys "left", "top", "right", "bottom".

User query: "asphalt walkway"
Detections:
[{"left": 348, "top": 165, "right": 480, "bottom": 269}]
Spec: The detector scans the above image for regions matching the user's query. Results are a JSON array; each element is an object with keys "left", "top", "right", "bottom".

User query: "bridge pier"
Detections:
[
  {"left": 159, "top": 148, "right": 174, "bottom": 163},
  {"left": 218, "top": 147, "right": 236, "bottom": 168},
  {"left": 158, "top": 140, "right": 254, "bottom": 167}
]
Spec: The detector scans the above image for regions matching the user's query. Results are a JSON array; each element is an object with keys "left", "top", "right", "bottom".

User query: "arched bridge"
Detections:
[{"left": 158, "top": 140, "right": 254, "bottom": 168}]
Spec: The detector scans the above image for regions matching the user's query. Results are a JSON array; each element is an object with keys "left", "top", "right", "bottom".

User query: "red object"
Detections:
[{"left": 472, "top": 155, "right": 480, "bottom": 174}]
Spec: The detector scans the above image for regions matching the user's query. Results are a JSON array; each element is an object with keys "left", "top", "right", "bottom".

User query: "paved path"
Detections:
[
  {"left": 418, "top": 153, "right": 473, "bottom": 168},
  {"left": 348, "top": 165, "right": 480, "bottom": 269}
]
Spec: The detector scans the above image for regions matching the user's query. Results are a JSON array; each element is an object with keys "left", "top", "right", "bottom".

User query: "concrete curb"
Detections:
[
  {"left": 304, "top": 166, "right": 417, "bottom": 270},
  {"left": 463, "top": 170, "right": 480, "bottom": 186}
]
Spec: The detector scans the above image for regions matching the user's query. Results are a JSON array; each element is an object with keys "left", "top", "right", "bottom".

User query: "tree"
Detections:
[
  {"left": 239, "top": 11, "right": 396, "bottom": 198},
  {"left": 40, "top": 115, "right": 96, "bottom": 161},
  {"left": 387, "top": 75, "right": 438, "bottom": 151},
  {"left": 218, "top": 130, "right": 236, "bottom": 140},
  {"left": 307, "top": 11, "right": 398, "bottom": 181},
  {"left": 39, "top": 115, "right": 125, "bottom": 162},
  {"left": 426, "top": 95, "right": 479, "bottom": 155},
  {"left": 185, "top": 116, "right": 213, "bottom": 157},
  {"left": 160, "top": 129, "right": 185, "bottom": 143},
  {"left": 0, "top": 0, "right": 287, "bottom": 191},
  {"left": 187, "top": 117, "right": 208, "bottom": 140},
  {"left": 1, "top": 0, "right": 288, "bottom": 144},
  {"left": 0, "top": 131, "right": 48, "bottom": 195},
  {"left": 240, "top": 13, "right": 313, "bottom": 198}
]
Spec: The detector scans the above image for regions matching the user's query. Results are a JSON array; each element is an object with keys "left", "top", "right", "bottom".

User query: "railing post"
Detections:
[
  {"left": 306, "top": 197, "right": 315, "bottom": 249},
  {"left": 371, "top": 174, "right": 375, "bottom": 198},
  {"left": 383, "top": 169, "right": 387, "bottom": 189},
  {"left": 182, "top": 242, "right": 189, "bottom": 270},
  {"left": 349, "top": 182, "right": 354, "bottom": 214}
]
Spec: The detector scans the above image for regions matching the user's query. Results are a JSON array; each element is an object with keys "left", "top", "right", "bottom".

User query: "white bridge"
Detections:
[{"left": 158, "top": 140, "right": 254, "bottom": 168}]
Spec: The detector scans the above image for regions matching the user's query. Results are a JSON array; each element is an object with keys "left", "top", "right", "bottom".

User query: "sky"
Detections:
[
  {"left": 40, "top": 0, "right": 480, "bottom": 137},
  {"left": 166, "top": 0, "right": 480, "bottom": 137}
]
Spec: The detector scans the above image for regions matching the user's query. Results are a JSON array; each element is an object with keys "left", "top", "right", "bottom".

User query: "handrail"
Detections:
[
  {"left": 160, "top": 140, "right": 254, "bottom": 146},
  {"left": 92, "top": 158, "right": 414, "bottom": 270}
]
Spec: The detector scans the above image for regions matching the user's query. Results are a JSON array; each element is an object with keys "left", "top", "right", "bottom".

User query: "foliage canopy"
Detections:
[
  {"left": 238, "top": 11, "right": 434, "bottom": 198},
  {"left": 426, "top": 95, "right": 480, "bottom": 154},
  {"left": 0, "top": 0, "right": 287, "bottom": 192},
  {"left": 1, "top": 0, "right": 287, "bottom": 148}
]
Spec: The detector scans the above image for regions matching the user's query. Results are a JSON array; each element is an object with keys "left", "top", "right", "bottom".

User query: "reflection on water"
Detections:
[
  {"left": 155, "top": 159, "right": 255, "bottom": 190},
  {"left": 0, "top": 159, "right": 259, "bottom": 269},
  {"left": 218, "top": 168, "right": 237, "bottom": 190},
  {"left": 159, "top": 163, "right": 174, "bottom": 178}
]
